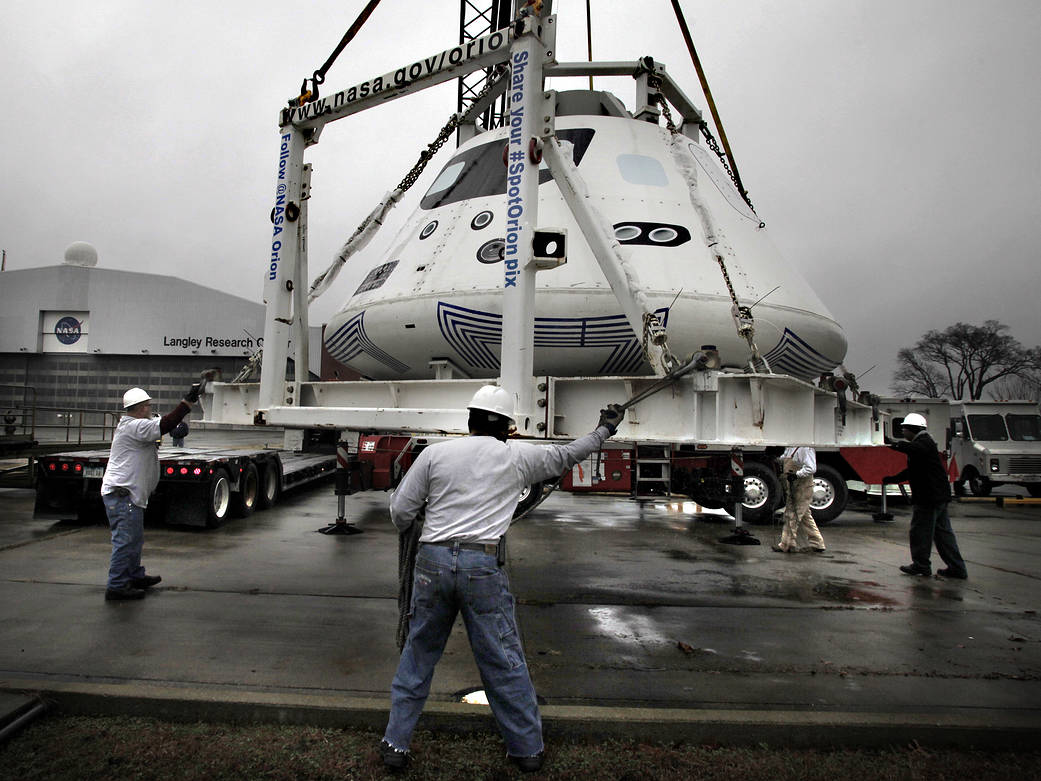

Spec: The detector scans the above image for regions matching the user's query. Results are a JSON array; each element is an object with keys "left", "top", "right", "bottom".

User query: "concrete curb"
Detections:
[{"left": 3, "top": 678, "right": 1039, "bottom": 750}]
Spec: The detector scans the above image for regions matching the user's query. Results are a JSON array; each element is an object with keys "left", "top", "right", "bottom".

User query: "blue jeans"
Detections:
[
  {"left": 384, "top": 543, "right": 543, "bottom": 757},
  {"left": 103, "top": 493, "right": 146, "bottom": 589}
]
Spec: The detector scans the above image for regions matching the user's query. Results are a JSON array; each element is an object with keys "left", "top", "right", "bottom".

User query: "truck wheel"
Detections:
[
  {"left": 513, "top": 481, "right": 546, "bottom": 520},
  {"left": 206, "top": 468, "right": 232, "bottom": 528},
  {"left": 256, "top": 461, "right": 282, "bottom": 510},
  {"left": 231, "top": 463, "right": 259, "bottom": 518},
  {"left": 967, "top": 471, "right": 992, "bottom": 497},
  {"left": 809, "top": 464, "right": 847, "bottom": 525},
  {"left": 727, "top": 461, "right": 782, "bottom": 524}
]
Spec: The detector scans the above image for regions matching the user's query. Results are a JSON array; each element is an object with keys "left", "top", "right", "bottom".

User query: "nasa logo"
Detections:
[{"left": 54, "top": 316, "right": 81, "bottom": 345}]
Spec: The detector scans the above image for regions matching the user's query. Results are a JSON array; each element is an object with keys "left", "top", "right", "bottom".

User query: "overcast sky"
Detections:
[{"left": 2, "top": 0, "right": 1039, "bottom": 394}]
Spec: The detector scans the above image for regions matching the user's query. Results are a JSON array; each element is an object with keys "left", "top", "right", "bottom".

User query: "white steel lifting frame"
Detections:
[{"left": 204, "top": 9, "right": 884, "bottom": 450}]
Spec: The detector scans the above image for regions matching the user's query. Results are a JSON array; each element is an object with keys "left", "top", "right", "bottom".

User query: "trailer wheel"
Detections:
[
  {"left": 206, "top": 468, "right": 232, "bottom": 528},
  {"left": 809, "top": 464, "right": 847, "bottom": 525},
  {"left": 728, "top": 461, "right": 782, "bottom": 524},
  {"left": 967, "top": 470, "right": 992, "bottom": 497},
  {"left": 256, "top": 461, "right": 282, "bottom": 510},
  {"left": 231, "top": 463, "right": 259, "bottom": 518}
]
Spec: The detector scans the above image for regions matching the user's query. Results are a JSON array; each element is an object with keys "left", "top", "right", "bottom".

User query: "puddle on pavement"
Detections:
[{"left": 721, "top": 574, "right": 902, "bottom": 607}]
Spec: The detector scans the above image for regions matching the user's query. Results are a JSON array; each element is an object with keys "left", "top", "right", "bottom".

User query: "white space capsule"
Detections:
[{"left": 324, "top": 90, "right": 847, "bottom": 380}]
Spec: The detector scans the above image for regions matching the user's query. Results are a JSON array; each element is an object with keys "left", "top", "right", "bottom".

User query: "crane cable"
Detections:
[
  {"left": 290, "top": 0, "right": 383, "bottom": 106},
  {"left": 668, "top": 0, "right": 753, "bottom": 212}
]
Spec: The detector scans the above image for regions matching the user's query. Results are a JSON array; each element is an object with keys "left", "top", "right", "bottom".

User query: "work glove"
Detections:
[
  {"left": 184, "top": 383, "right": 202, "bottom": 404},
  {"left": 598, "top": 404, "right": 625, "bottom": 435}
]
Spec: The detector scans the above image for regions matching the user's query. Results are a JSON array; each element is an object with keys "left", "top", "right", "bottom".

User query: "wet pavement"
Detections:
[{"left": 1, "top": 470, "right": 1040, "bottom": 746}]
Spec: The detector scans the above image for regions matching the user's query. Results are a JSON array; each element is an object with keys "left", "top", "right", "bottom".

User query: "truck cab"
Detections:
[{"left": 949, "top": 401, "right": 1041, "bottom": 497}]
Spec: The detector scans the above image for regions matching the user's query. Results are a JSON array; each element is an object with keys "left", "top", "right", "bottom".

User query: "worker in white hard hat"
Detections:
[
  {"left": 99, "top": 383, "right": 201, "bottom": 601},
  {"left": 883, "top": 412, "right": 967, "bottom": 579},
  {"left": 381, "top": 385, "right": 625, "bottom": 774}
]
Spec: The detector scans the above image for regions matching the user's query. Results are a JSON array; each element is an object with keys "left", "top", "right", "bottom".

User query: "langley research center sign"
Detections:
[{"left": 160, "top": 333, "right": 261, "bottom": 354}]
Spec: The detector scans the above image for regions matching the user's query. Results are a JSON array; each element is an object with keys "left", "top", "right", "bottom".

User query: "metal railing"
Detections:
[{"left": 1, "top": 384, "right": 119, "bottom": 445}]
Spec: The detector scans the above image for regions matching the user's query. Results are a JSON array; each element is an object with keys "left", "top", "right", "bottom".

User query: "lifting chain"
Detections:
[
  {"left": 397, "top": 64, "right": 508, "bottom": 194},
  {"left": 395, "top": 116, "right": 460, "bottom": 193},
  {"left": 651, "top": 86, "right": 769, "bottom": 374},
  {"left": 330, "top": 65, "right": 510, "bottom": 261},
  {"left": 651, "top": 88, "right": 759, "bottom": 220}
]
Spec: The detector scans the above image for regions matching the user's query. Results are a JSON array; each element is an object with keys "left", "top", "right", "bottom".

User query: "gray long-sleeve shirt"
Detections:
[
  {"left": 100, "top": 416, "right": 163, "bottom": 508},
  {"left": 390, "top": 426, "right": 613, "bottom": 543}
]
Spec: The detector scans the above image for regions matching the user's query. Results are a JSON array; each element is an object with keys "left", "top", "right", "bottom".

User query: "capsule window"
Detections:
[
  {"left": 614, "top": 225, "right": 642, "bottom": 241},
  {"left": 419, "top": 221, "right": 439, "bottom": 240},
  {"left": 425, "top": 161, "right": 465, "bottom": 197},
  {"left": 471, "top": 211, "right": 494, "bottom": 230},
  {"left": 612, "top": 222, "right": 691, "bottom": 248},
  {"left": 648, "top": 227, "right": 679, "bottom": 243},
  {"left": 616, "top": 154, "right": 668, "bottom": 187}
]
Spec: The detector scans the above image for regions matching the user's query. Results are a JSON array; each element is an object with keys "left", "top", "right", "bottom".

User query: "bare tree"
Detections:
[
  {"left": 987, "top": 374, "right": 1041, "bottom": 402},
  {"left": 893, "top": 320, "right": 1041, "bottom": 400}
]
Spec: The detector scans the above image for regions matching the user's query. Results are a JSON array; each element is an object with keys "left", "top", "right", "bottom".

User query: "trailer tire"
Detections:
[
  {"left": 728, "top": 461, "right": 782, "bottom": 524},
  {"left": 256, "top": 461, "right": 282, "bottom": 510},
  {"left": 231, "top": 463, "right": 259, "bottom": 518},
  {"left": 810, "top": 464, "right": 847, "bottom": 525},
  {"left": 206, "top": 468, "right": 232, "bottom": 528}
]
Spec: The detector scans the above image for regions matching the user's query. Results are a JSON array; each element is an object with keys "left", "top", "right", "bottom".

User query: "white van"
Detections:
[{"left": 949, "top": 401, "right": 1041, "bottom": 497}]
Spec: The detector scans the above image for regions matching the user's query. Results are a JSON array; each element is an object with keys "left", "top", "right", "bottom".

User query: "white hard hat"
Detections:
[
  {"left": 901, "top": 412, "right": 928, "bottom": 428},
  {"left": 467, "top": 385, "right": 515, "bottom": 422},
  {"left": 122, "top": 387, "right": 152, "bottom": 409}
]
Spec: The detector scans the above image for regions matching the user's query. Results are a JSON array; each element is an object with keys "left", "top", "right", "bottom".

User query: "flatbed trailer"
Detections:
[{"left": 33, "top": 447, "right": 336, "bottom": 528}]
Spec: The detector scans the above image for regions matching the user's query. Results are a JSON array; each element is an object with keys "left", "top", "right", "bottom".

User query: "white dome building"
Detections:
[
  {"left": 62, "top": 242, "right": 99, "bottom": 268},
  {"left": 0, "top": 247, "right": 322, "bottom": 433}
]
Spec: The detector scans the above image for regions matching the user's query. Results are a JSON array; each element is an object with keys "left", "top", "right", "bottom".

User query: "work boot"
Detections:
[
  {"left": 380, "top": 740, "right": 409, "bottom": 773},
  {"left": 937, "top": 568, "right": 968, "bottom": 579},
  {"left": 899, "top": 564, "right": 930, "bottom": 577},
  {"left": 508, "top": 752, "right": 544, "bottom": 773},
  {"left": 130, "top": 574, "right": 162, "bottom": 589},
  {"left": 771, "top": 544, "right": 790, "bottom": 553},
  {"left": 105, "top": 586, "right": 146, "bottom": 601}
]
